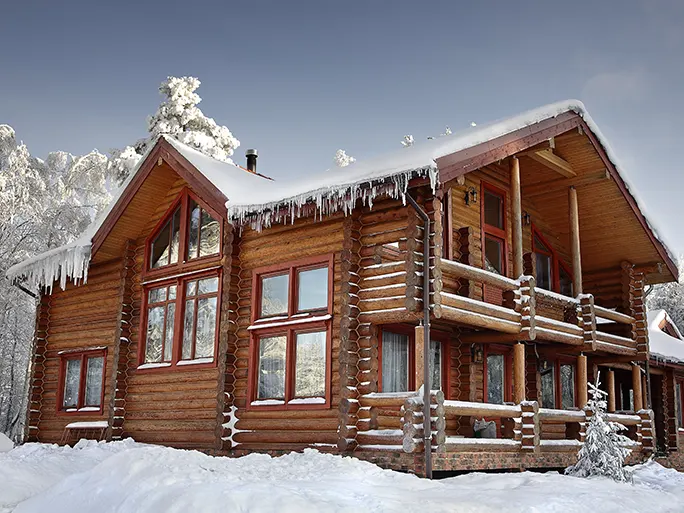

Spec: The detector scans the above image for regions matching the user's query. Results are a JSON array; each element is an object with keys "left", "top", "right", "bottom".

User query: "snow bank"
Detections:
[
  {"left": 0, "top": 433, "right": 13, "bottom": 453},
  {"left": 647, "top": 309, "right": 684, "bottom": 364},
  {"left": 1, "top": 441, "right": 683, "bottom": 513}
]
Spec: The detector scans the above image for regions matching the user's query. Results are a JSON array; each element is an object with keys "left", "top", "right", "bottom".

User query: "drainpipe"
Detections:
[{"left": 405, "top": 193, "right": 432, "bottom": 479}]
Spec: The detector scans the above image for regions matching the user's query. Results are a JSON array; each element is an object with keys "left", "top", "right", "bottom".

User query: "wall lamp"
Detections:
[
  {"left": 522, "top": 211, "right": 531, "bottom": 226},
  {"left": 464, "top": 186, "right": 478, "bottom": 206}
]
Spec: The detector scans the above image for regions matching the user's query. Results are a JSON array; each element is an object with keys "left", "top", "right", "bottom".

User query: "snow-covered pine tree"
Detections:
[
  {"left": 333, "top": 149, "right": 355, "bottom": 167},
  {"left": 109, "top": 76, "right": 241, "bottom": 184},
  {"left": 647, "top": 256, "right": 684, "bottom": 333},
  {"left": 565, "top": 372, "right": 633, "bottom": 482}
]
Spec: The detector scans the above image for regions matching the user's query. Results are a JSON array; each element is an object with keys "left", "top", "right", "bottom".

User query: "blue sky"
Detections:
[{"left": 2, "top": 1, "right": 683, "bottom": 253}]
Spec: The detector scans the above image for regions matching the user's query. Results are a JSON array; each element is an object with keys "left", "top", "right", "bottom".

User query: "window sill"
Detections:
[
  {"left": 247, "top": 397, "right": 330, "bottom": 411},
  {"left": 56, "top": 407, "right": 105, "bottom": 417},
  {"left": 248, "top": 313, "right": 332, "bottom": 331},
  {"left": 135, "top": 358, "right": 217, "bottom": 373}
]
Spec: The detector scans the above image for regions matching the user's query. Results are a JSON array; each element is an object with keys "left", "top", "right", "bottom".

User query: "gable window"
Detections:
[
  {"left": 141, "top": 188, "right": 223, "bottom": 371},
  {"left": 484, "top": 346, "right": 512, "bottom": 404},
  {"left": 146, "top": 188, "right": 222, "bottom": 273},
  {"left": 249, "top": 255, "right": 334, "bottom": 408},
  {"left": 532, "top": 227, "right": 573, "bottom": 297},
  {"left": 379, "top": 327, "right": 447, "bottom": 394},
  {"left": 142, "top": 274, "right": 220, "bottom": 368},
  {"left": 58, "top": 349, "right": 106, "bottom": 413},
  {"left": 540, "top": 358, "right": 576, "bottom": 409}
]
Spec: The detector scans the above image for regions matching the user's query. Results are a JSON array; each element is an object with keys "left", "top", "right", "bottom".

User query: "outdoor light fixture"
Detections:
[
  {"left": 472, "top": 344, "right": 484, "bottom": 363},
  {"left": 464, "top": 186, "right": 478, "bottom": 206},
  {"left": 522, "top": 211, "right": 531, "bottom": 226}
]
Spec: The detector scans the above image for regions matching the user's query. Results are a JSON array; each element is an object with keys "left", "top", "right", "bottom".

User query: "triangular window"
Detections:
[{"left": 146, "top": 189, "right": 222, "bottom": 272}]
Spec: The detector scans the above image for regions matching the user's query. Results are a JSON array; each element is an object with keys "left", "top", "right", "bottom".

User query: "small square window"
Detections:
[{"left": 60, "top": 351, "right": 106, "bottom": 411}]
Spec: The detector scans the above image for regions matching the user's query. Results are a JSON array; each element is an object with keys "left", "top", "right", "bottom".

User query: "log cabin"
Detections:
[{"left": 7, "top": 100, "right": 682, "bottom": 477}]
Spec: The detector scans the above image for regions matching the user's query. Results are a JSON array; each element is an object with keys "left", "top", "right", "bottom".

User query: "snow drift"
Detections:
[{"left": 1, "top": 440, "right": 683, "bottom": 513}]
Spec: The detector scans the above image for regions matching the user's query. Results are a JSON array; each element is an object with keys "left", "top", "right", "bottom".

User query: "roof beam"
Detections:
[
  {"left": 522, "top": 169, "right": 610, "bottom": 197},
  {"left": 527, "top": 149, "right": 576, "bottom": 178}
]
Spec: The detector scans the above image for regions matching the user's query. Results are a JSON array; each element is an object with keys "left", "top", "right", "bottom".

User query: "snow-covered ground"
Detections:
[{"left": 1, "top": 440, "right": 683, "bottom": 513}]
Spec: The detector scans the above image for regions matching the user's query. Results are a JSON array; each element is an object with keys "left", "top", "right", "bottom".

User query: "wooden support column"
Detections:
[
  {"left": 415, "top": 324, "right": 425, "bottom": 390},
  {"left": 632, "top": 364, "right": 643, "bottom": 412},
  {"left": 606, "top": 368, "right": 616, "bottom": 413},
  {"left": 577, "top": 354, "right": 588, "bottom": 408},
  {"left": 513, "top": 342, "right": 526, "bottom": 404},
  {"left": 569, "top": 186, "right": 583, "bottom": 294},
  {"left": 511, "top": 156, "right": 523, "bottom": 279}
]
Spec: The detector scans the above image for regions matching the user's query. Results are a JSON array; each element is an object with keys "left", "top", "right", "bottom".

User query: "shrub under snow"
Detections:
[{"left": 566, "top": 373, "right": 633, "bottom": 482}]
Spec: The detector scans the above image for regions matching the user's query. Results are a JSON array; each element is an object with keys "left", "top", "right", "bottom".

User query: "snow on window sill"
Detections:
[
  {"left": 250, "top": 399, "right": 286, "bottom": 406},
  {"left": 247, "top": 314, "right": 331, "bottom": 331},
  {"left": 177, "top": 357, "right": 214, "bottom": 366},
  {"left": 137, "top": 362, "right": 172, "bottom": 370},
  {"left": 64, "top": 407, "right": 102, "bottom": 413},
  {"left": 288, "top": 397, "right": 326, "bottom": 405},
  {"left": 58, "top": 346, "right": 107, "bottom": 355},
  {"left": 65, "top": 420, "right": 108, "bottom": 429}
]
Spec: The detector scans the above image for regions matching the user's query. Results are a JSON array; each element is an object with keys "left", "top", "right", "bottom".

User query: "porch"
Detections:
[{"left": 353, "top": 390, "right": 654, "bottom": 474}]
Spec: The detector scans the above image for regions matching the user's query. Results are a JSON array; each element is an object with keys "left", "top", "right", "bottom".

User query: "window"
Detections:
[
  {"left": 379, "top": 328, "right": 447, "bottom": 393},
  {"left": 146, "top": 188, "right": 222, "bottom": 273},
  {"left": 540, "top": 358, "right": 577, "bottom": 409},
  {"left": 140, "top": 188, "right": 223, "bottom": 371},
  {"left": 249, "top": 255, "right": 334, "bottom": 408},
  {"left": 141, "top": 274, "right": 220, "bottom": 368},
  {"left": 484, "top": 346, "right": 511, "bottom": 404},
  {"left": 676, "top": 381, "right": 683, "bottom": 429},
  {"left": 482, "top": 185, "right": 506, "bottom": 276},
  {"left": 532, "top": 227, "right": 573, "bottom": 296},
  {"left": 58, "top": 349, "right": 106, "bottom": 413}
]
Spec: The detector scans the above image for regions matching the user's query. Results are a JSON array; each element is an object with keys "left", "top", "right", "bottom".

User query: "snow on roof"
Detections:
[
  {"left": 647, "top": 309, "right": 684, "bottom": 364},
  {"left": 7, "top": 99, "right": 677, "bottom": 291}
]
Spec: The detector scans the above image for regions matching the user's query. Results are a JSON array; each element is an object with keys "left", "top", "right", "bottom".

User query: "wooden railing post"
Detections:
[
  {"left": 580, "top": 294, "right": 596, "bottom": 351},
  {"left": 520, "top": 401, "right": 540, "bottom": 453},
  {"left": 402, "top": 391, "right": 445, "bottom": 453},
  {"left": 513, "top": 342, "right": 526, "bottom": 404},
  {"left": 632, "top": 364, "right": 644, "bottom": 412},
  {"left": 606, "top": 369, "right": 616, "bottom": 413},
  {"left": 638, "top": 409, "right": 655, "bottom": 453},
  {"left": 577, "top": 354, "right": 588, "bottom": 408},
  {"left": 518, "top": 276, "right": 536, "bottom": 341}
]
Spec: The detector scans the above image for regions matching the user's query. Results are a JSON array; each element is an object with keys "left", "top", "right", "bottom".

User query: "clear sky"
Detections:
[{"left": 2, "top": 1, "right": 683, "bottom": 254}]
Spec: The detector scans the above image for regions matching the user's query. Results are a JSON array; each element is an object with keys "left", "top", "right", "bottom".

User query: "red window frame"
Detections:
[
  {"left": 377, "top": 324, "right": 451, "bottom": 396},
  {"left": 483, "top": 344, "right": 513, "bottom": 404},
  {"left": 481, "top": 182, "right": 508, "bottom": 306},
  {"left": 676, "top": 379, "right": 684, "bottom": 430},
  {"left": 144, "top": 187, "right": 223, "bottom": 279},
  {"left": 138, "top": 269, "right": 222, "bottom": 371},
  {"left": 540, "top": 356, "right": 578, "bottom": 409},
  {"left": 531, "top": 226, "right": 573, "bottom": 295},
  {"left": 248, "top": 255, "right": 334, "bottom": 410},
  {"left": 57, "top": 348, "right": 107, "bottom": 415}
]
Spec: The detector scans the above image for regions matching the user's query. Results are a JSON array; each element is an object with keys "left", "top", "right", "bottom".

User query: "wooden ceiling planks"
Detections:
[{"left": 514, "top": 128, "right": 671, "bottom": 282}]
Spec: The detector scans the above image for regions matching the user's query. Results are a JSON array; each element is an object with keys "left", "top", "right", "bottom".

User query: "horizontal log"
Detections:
[
  {"left": 594, "top": 305, "right": 634, "bottom": 325},
  {"left": 440, "top": 292, "right": 519, "bottom": 323},
  {"left": 538, "top": 408, "right": 585, "bottom": 423},
  {"left": 443, "top": 400, "right": 521, "bottom": 418},
  {"left": 441, "top": 259, "right": 518, "bottom": 292},
  {"left": 233, "top": 430, "right": 338, "bottom": 445},
  {"left": 442, "top": 437, "right": 521, "bottom": 452},
  {"left": 437, "top": 305, "right": 521, "bottom": 334}
]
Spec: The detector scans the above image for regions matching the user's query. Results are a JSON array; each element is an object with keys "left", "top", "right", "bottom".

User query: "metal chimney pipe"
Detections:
[{"left": 246, "top": 149, "right": 258, "bottom": 173}]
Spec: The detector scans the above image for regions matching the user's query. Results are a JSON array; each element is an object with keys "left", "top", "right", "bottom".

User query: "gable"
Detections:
[{"left": 91, "top": 139, "right": 230, "bottom": 264}]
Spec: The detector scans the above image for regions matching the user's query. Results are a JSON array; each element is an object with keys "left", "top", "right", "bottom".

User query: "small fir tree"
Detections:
[{"left": 565, "top": 372, "right": 633, "bottom": 482}]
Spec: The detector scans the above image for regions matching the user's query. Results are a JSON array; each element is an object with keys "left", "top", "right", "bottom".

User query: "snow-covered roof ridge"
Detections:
[{"left": 647, "top": 309, "right": 684, "bottom": 364}]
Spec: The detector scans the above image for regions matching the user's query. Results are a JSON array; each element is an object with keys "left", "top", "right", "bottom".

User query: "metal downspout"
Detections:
[{"left": 405, "top": 193, "right": 432, "bottom": 479}]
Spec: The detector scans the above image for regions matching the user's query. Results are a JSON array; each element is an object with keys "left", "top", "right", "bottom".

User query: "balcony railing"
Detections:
[{"left": 356, "top": 391, "right": 655, "bottom": 456}]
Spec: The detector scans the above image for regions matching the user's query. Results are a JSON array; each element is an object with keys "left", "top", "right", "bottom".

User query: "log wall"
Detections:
[
  {"left": 31, "top": 258, "right": 123, "bottom": 443},
  {"left": 229, "top": 213, "right": 346, "bottom": 451}
]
